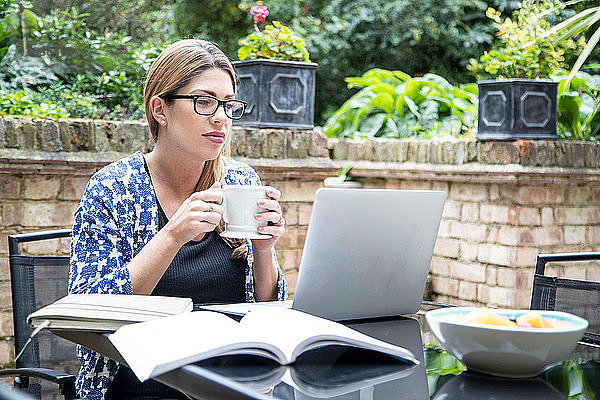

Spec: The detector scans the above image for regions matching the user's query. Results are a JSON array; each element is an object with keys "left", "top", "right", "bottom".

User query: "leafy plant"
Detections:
[
  {"left": 31, "top": 8, "right": 134, "bottom": 77},
  {"left": 323, "top": 164, "right": 354, "bottom": 186},
  {"left": 544, "top": 360, "right": 598, "bottom": 399},
  {"left": 0, "top": 44, "right": 58, "bottom": 93},
  {"left": 301, "top": 0, "right": 512, "bottom": 124},
  {"left": 543, "top": 1, "right": 600, "bottom": 87},
  {"left": 554, "top": 70, "right": 600, "bottom": 141},
  {"left": 238, "top": 4, "right": 310, "bottom": 61},
  {"left": 0, "top": 1, "right": 40, "bottom": 61},
  {"left": 32, "top": 82, "right": 100, "bottom": 119},
  {"left": 34, "top": 0, "right": 175, "bottom": 45},
  {"left": 425, "top": 346, "right": 466, "bottom": 397},
  {"left": 468, "top": 0, "right": 585, "bottom": 79},
  {"left": 0, "top": 90, "right": 67, "bottom": 118},
  {"left": 323, "top": 68, "right": 477, "bottom": 139}
]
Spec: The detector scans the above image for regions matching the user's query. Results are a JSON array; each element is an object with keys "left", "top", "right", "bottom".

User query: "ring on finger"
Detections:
[
  {"left": 207, "top": 204, "right": 214, "bottom": 212},
  {"left": 276, "top": 215, "right": 285, "bottom": 226}
]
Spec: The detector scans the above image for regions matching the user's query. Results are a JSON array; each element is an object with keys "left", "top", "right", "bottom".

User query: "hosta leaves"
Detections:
[
  {"left": 324, "top": 68, "right": 477, "bottom": 139},
  {"left": 558, "top": 94, "right": 582, "bottom": 137}
]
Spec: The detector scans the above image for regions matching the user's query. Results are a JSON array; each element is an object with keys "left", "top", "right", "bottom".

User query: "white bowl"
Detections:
[{"left": 425, "top": 307, "right": 588, "bottom": 378}]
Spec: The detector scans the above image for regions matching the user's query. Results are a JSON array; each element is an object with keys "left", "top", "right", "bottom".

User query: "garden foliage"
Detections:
[
  {"left": 0, "top": 3, "right": 166, "bottom": 121},
  {"left": 554, "top": 71, "right": 600, "bottom": 141},
  {"left": 323, "top": 69, "right": 477, "bottom": 139},
  {"left": 0, "top": 0, "right": 598, "bottom": 142},
  {"left": 467, "top": 0, "right": 585, "bottom": 79},
  {"left": 543, "top": 1, "right": 600, "bottom": 86},
  {"left": 238, "top": 21, "right": 310, "bottom": 62},
  {"left": 168, "top": 0, "right": 516, "bottom": 124}
]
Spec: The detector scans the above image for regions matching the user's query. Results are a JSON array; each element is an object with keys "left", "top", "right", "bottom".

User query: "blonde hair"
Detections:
[{"left": 144, "top": 39, "right": 247, "bottom": 258}]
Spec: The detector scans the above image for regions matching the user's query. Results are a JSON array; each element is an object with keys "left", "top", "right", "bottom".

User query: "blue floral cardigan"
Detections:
[{"left": 68, "top": 151, "right": 288, "bottom": 399}]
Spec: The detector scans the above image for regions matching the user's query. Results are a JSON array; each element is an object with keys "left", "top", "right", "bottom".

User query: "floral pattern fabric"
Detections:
[{"left": 69, "top": 151, "right": 288, "bottom": 399}]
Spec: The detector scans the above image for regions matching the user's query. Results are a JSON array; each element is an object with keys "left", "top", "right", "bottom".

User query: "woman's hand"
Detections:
[
  {"left": 251, "top": 186, "right": 285, "bottom": 253},
  {"left": 164, "top": 181, "right": 224, "bottom": 245}
]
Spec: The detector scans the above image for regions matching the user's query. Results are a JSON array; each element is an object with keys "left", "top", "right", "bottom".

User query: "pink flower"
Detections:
[{"left": 250, "top": 5, "right": 269, "bottom": 23}]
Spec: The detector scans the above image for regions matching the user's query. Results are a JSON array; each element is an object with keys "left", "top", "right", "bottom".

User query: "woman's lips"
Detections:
[{"left": 203, "top": 131, "right": 225, "bottom": 144}]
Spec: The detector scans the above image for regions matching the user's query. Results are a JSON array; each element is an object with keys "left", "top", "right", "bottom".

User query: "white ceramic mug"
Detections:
[{"left": 220, "top": 185, "right": 270, "bottom": 239}]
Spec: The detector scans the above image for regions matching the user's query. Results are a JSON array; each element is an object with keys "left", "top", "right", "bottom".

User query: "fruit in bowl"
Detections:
[
  {"left": 425, "top": 307, "right": 588, "bottom": 378},
  {"left": 465, "top": 308, "right": 555, "bottom": 329}
]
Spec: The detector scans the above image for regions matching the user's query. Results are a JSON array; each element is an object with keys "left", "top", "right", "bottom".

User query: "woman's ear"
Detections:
[{"left": 150, "top": 96, "right": 168, "bottom": 126}]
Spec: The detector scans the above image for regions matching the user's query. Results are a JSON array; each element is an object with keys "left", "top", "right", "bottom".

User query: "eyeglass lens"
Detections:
[{"left": 195, "top": 96, "right": 245, "bottom": 119}]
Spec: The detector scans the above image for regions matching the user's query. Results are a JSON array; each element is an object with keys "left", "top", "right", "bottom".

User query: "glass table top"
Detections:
[{"left": 171, "top": 311, "right": 600, "bottom": 400}]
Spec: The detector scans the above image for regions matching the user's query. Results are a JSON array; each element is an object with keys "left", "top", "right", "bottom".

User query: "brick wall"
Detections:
[
  {"left": 328, "top": 138, "right": 600, "bottom": 309},
  {"left": 1, "top": 115, "right": 599, "bottom": 367}
]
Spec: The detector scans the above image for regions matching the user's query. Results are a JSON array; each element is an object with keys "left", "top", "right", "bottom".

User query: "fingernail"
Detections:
[
  {"left": 255, "top": 213, "right": 262, "bottom": 219},
  {"left": 258, "top": 201, "right": 265, "bottom": 207},
  {"left": 258, "top": 226, "right": 264, "bottom": 231}
]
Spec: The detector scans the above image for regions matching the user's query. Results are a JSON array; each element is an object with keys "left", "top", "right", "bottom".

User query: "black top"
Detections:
[{"left": 108, "top": 160, "right": 246, "bottom": 399}]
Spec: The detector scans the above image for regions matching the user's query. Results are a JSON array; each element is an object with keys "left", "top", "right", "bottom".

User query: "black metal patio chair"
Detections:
[
  {"left": 530, "top": 252, "right": 600, "bottom": 345},
  {"left": 0, "top": 229, "right": 77, "bottom": 399}
]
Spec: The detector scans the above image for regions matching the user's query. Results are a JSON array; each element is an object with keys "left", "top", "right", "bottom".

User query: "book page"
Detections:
[
  {"left": 109, "top": 311, "right": 285, "bottom": 381},
  {"left": 239, "top": 308, "right": 418, "bottom": 364}
]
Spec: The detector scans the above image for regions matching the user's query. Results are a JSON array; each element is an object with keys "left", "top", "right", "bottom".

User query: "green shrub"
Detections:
[
  {"left": 323, "top": 68, "right": 477, "bottom": 139},
  {"left": 21, "top": 8, "right": 166, "bottom": 120},
  {"left": 467, "top": 0, "right": 585, "bottom": 79},
  {"left": 31, "top": 9, "right": 133, "bottom": 77},
  {"left": 554, "top": 71, "right": 600, "bottom": 141},
  {"left": 33, "top": 0, "right": 174, "bottom": 45},
  {"left": 302, "top": 0, "right": 511, "bottom": 123},
  {"left": 0, "top": 90, "right": 67, "bottom": 118},
  {"left": 32, "top": 83, "right": 100, "bottom": 119},
  {"left": 0, "top": 44, "right": 58, "bottom": 92},
  {"left": 0, "top": 1, "right": 41, "bottom": 63}
]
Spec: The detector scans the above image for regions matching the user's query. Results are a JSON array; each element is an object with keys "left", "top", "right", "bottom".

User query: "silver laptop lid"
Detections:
[{"left": 292, "top": 188, "right": 446, "bottom": 321}]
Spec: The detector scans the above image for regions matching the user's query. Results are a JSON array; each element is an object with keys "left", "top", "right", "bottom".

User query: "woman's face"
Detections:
[{"left": 160, "top": 68, "right": 235, "bottom": 161}]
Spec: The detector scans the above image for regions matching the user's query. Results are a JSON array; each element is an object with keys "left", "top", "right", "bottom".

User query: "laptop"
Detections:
[{"left": 200, "top": 188, "right": 446, "bottom": 321}]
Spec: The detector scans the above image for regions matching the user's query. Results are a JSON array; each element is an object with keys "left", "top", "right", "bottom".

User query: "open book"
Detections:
[
  {"left": 109, "top": 308, "right": 419, "bottom": 382},
  {"left": 27, "top": 294, "right": 194, "bottom": 332}
]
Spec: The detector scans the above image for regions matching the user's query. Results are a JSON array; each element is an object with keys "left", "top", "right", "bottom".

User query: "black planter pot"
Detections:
[
  {"left": 233, "top": 59, "right": 317, "bottom": 130},
  {"left": 477, "top": 79, "right": 558, "bottom": 141}
]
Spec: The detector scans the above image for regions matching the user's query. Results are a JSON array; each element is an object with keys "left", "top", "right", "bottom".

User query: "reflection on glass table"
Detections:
[
  {"left": 186, "top": 312, "right": 600, "bottom": 400},
  {"left": 192, "top": 316, "right": 427, "bottom": 400}
]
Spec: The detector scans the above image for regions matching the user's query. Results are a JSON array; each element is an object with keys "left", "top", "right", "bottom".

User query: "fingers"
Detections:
[
  {"left": 257, "top": 199, "right": 281, "bottom": 214},
  {"left": 189, "top": 201, "right": 224, "bottom": 215},
  {"left": 264, "top": 186, "right": 281, "bottom": 201},
  {"left": 190, "top": 209, "right": 222, "bottom": 225},
  {"left": 255, "top": 211, "right": 281, "bottom": 224},
  {"left": 257, "top": 222, "right": 285, "bottom": 238},
  {"left": 166, "top": 182, "right": 225, "bottom": 245},
  {"left": 256, "top": 188, "right": 283, "bottom": 226},
  {"left": 190, "top": 183, "right": 223, "bottom": 204}
]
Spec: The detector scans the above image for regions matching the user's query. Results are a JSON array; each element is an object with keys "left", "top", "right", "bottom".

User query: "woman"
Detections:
[{"left": 68, "top": 39, "right": 288, "bottom": 399}]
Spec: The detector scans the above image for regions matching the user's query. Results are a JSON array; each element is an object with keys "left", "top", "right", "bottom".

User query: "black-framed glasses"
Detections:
[{"left": 167, "top": 94, "right": 247, "bottom": 120}]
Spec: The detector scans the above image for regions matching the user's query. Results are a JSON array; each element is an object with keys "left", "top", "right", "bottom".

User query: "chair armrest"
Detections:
[{"left": 0, "top": 368, "right": 75, "bottom": 385}]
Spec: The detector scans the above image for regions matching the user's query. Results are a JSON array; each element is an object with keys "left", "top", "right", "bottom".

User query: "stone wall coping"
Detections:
[
  {"left": 2, "top": 148, "right": 598, "bottom": 186},
  {"left": 328, "top": 137, "right": 600, "bottom": 169},
  {"left": 1, "top": 115, "right": 599, "bottom": 171},
  {"left": 333, "top": 159, "right": 600, "bottom": 178}
]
